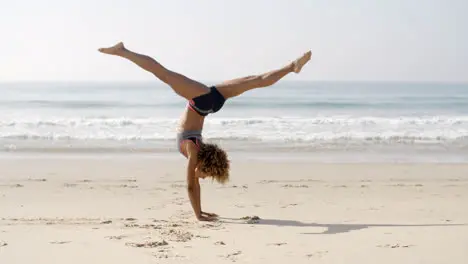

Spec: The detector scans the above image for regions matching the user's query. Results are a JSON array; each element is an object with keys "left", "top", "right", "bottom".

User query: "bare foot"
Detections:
[
  {"left": 292, "top": 51, "right": 312, "bottom": 73},
  {"left": 98, "top": 42, "right": 125, "bottom": 55}
]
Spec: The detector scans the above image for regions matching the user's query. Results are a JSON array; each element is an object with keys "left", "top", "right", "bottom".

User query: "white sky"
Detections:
[{"left": 1, "top": 0, "right": 467, "bottom": 82}]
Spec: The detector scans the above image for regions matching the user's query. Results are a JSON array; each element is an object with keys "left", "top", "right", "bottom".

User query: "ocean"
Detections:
[{"left": 1, "top": 81, "right": 467, "bottom": 162}]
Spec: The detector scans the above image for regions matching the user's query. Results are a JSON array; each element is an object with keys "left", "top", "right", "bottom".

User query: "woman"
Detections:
[{"left": 98, "top": 42, "right": 312, "bottom": 221}]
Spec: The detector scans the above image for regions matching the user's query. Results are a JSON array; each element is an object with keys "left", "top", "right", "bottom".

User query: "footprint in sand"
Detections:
[
  {"left": 282, "top": 184, "right": 309, "bottom": 188},
  {"left": 240, "top": 216, "right": 261, "bottom": 224},
  {"left": 141, "top": 224, "right": 163, "bottom": 230},
  {"left": 332, "top": 185, "right": 348, "bottom": 188},
  {"left": 258, "top": 180, "right": 277, "bottom": 184},
  {"left": 160, "top": 229, "right": 193, "bottom": 242},
  {"left": 377, "top": 243, "right": 414, "bottom": 249},
  {"left": 223, "top": 251, "right": 242, "bottom": 261},
  {"left": 125, "top": 240, "right": 168, "bottom": 248},
  {"left": 106, "top": 235, "right": 128, "bottom": 240},
  {"left": 281, "top": 203, "right": 298, "bottom": 208},
  {"left": 226, "top": 184, "right": 248, "bottom": 189},
  {"left": 153, "top": 251, "right": 186, "bottom": 259},
  {"left": 27, "top": 178, "right": 47, "bottom": 182},
  {"left": 228, "top": 251, "right": 242, "bottom": 256},
  {"left": 306, "top": 251, "right": 328, "bottom": 258},
  {"left": 124, "top": 217, "right": 137, "bottom": 221},
  {"left": 119, "top": 184, "right": 138, "bottom": 188},
  {"left": 200, "top": 222, "right": 224, "bottom": 230}
]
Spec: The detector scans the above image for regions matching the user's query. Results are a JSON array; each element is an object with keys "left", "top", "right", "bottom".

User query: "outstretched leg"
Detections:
[
  {"left": 98, "top": 42, "right": 208, "bottom": 100},
  {"left": 216, "top": 51, "right": 312, "bottom": 99}
]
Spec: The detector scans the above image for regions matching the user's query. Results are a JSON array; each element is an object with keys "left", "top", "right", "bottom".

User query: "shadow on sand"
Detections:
[{"left": 219, "top": 218, "right": 466, "bottom": 235}]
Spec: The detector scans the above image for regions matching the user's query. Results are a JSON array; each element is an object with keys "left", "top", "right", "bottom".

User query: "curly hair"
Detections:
[{"left": 197, "top": 142, "right": 230, "bottom": 184}]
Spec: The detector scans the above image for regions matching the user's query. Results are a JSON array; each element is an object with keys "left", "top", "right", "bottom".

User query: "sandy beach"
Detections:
[{"left": 1, "top": 156, "right": 467, "bottom": 264}]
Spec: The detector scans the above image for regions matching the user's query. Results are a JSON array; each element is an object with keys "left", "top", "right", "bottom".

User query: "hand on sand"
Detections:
[
  {"left": 201, "top": 211, "right": 219, "bottom": 218},
  {"left": 198, "top": 211, "right": 219, "bottom": 221},
  {"left": 197, "top": 215, "right": 218, "bottom": 222}
]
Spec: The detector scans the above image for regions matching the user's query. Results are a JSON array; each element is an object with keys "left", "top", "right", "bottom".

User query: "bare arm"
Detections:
[
  {"left": 186, "top": 153, "right": 202, "bottom": 220},
  {"left": 185, "top": 144, "right": 216, "bottom": 221}
]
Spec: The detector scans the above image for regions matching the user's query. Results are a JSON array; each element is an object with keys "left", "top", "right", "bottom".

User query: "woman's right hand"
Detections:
[{"left": 201, "top": 211, "right": 218, "bottom": 217}]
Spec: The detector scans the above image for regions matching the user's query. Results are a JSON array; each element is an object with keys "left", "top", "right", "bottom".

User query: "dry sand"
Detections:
[{"left": 1, "top": 157, "right": 467, "bottom": 263}]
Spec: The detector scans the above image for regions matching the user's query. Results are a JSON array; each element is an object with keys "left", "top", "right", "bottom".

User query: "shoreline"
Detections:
[{"left": 1, "top": 150, "right": 467, "bottom": 164}]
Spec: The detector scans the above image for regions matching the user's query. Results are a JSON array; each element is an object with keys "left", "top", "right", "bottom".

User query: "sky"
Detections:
[{"left": 1, "top": 0, "right": 467, "bottom": 83}]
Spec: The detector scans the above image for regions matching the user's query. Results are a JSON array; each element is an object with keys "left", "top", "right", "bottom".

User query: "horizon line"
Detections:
[{"left": 1, "top": 80, "right": 468, "bottom": 85}]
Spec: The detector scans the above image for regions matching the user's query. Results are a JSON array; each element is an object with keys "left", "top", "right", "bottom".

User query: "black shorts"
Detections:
[{"left": 188, "top": 86, "right": 226, "bottom": 116}]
